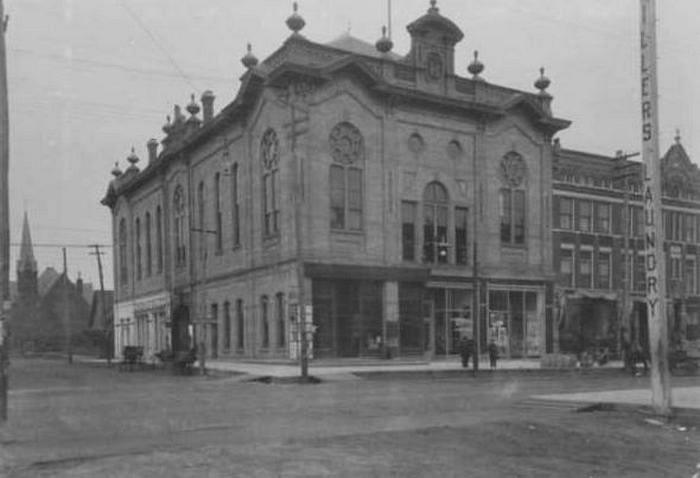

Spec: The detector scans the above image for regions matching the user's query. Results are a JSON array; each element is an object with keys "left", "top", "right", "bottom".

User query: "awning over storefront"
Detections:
[{"left": 304, "top": 263, "right": 430, "bottom": 282}]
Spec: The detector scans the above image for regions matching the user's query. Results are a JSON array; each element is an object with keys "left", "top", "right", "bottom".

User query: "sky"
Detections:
[{"left": 4, "top": 0, "right": 700, "bottom": 290}]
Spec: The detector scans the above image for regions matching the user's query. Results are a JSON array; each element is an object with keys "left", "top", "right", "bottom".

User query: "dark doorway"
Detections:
[{"left": 171, "top": 304, "right": 191, "bottom": 353}]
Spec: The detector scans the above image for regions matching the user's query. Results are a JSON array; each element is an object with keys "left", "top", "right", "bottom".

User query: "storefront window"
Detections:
[{"left": 488, "top": 290, "right": 540, "bottom": 358}]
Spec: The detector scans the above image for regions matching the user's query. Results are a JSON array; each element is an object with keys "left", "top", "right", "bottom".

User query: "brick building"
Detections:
[
  {"left": 552, "top": 134, "right": 700, "bottom": 355},
  {"left": 102, "top": 2, "right": 573, "bottom": 362}
]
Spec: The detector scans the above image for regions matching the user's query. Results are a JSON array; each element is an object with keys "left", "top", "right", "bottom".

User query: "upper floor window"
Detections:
[
  {"left": 236, "top": 299, "right": 245, "bottom": 351},
  {"left": 597, "top": 252, "right": 611, "bottom": 289},
  {"left": 455, "top": 207, "right": 468, "bottom": 265},
  {"left": 214, "top": 172, "right": 222, "bottom": 252},
  {"left": 329, "top": 122, "right": 364, "bottom": 231},
  {"left": 559, "top": 197, "right": 573, "bottom": 230},
  {"left": 197, "top": 181, "right": 206, "bottom": 258},
  {"left": 156, "top": 206, "right": 163, "bottom": 273},
  {"left": 499, "top": 152, "right": 526, "bottom": 245},
  {"left": 560, "top": 248, "right": 573, "bottom": 287},
  {"left": 686, "top": 257, "right": 697, "bottom": 295},
  {"left": 231, "top": 163, "right": 240, "bottom": 247},
  {"left": 118, "top": 218, "right": 128, "bottom": 285},
  {"left": 423, "top": 182, "right": 449, "bottom": 264},
  {"left": 276, "top": 293, "right": 285, "bottom": 348},
  {"left": 579, "top": 249, "right": 593, "bottom": 288},
  {"left": 685, "top": 214, "right": 696, "bottom": 243},
  {"left": 578, "top": 200, "right": 591, "bottom": 232},
  {"left": 401, "top": 201, "right": 417, "bottom": 261},
  {"left": 173, "top": 185, "right": 187, "bottom": 268},
  {"left": 145, "top": 212, "right": 152, "bottom": 277},
  {"left": 261, "top": 129, "right": 280, "bottom": 236},
  {"left": 223, "top": 301, "right": 232, "bottom": 351},
  {"left": 594, "top": 203, "right": 610, "bottom": 233},
  {"left": 135, "top": 217, "right": 142, "bottom": 280}
]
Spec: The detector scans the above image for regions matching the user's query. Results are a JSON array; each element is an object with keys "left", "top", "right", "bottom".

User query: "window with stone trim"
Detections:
[
  {"left": 597, "top": 252, "right": 611, "bottom": 289},
  {"left": 214, "top": 172, "right": 222, "bottom": 252},
  {"left": 173, "top": 185, "right": 187, "bottom": 268},
  {"left": 401, "top": 201, "right": 417, "bottom": 261},
  {"left": 329, "top": 122, "right": 364, "bottom": 231},
  {"left": 455, "top": 207, "right": 468, "bottom": 265},
  {"left": 559, "top": 197, "right": 573, "bottom": 230},
  {"left": 118, "top": 218, "right": 128, "bottom": 285},
  {"left": 261, "top": 295, "right": 270, "bottom": 348},
  {"left": 236, "top": 299, "right": 245, "bottom": 350},
  {"left": 578, "top": 200, "right": 592, "bottom": 232},
  {"left": 276, "top": 292, "right": 285, "bottom": 348},
  {"left": 579, "top": 249, "right": 593, "bottom": 288},
  {"left": 686, "top": 257, "right": 696, "bottom": 295},
  {"left": 499, "top": 151, "right": 527, "bottom": 246},
  {"left": 145, "top": 212, "right": 152, "bottom": 277},
  {"left": 156, "top": 205, "right": 163, "bottom": 273},
  {"left": 135, "top": 217, "right": 142, "bottom": 280},
  {"left": 231, "top": 163, "right": 240, "bottom": 247},
  {"left": 560, "top": 247, "right": 573, "bottom": 287},
  {"left": 261, "top": 129, "right": 280, "bottom": 237},
  {"left": 595, "top": 203, "right": 610, "bottom": 233},
  {"left": 423, "top": 182, "right": 449, "bottom": 264}
]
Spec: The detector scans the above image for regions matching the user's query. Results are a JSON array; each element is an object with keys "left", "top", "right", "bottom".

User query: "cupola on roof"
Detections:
[{"left": 406, "top": 0, "right": 464, "bottom": 43}]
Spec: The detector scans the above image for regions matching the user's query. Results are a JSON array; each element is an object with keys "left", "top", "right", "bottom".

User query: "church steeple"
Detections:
[{"left": 16, "top": 212, "right": 38, "bottom": 299}]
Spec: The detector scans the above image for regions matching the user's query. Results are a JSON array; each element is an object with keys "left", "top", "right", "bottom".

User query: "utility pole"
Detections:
[
  {"left": 63, "top": 248, "right": 72, "bottom": 364},
  {"left": 614, "top": 150, "right": 640, "bottom": 359},
  {"left": 639, "top": 0, "right": 672, "bottom": 416},
  {"left": 0, "top": 0, "right": 10, "bottom": 424},
  {"left": 89, "top": 244, "right": 111, "bottom": 364}
]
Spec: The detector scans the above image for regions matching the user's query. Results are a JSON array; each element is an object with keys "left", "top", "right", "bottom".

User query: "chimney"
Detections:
[
  {"left": 201, "top": 90, "right": 215, "bottom": 123},
  {"left": 147, "top": 138, "right": 158, "bottom": 164}
]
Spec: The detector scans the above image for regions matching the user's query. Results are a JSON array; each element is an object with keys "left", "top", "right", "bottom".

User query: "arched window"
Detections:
[
  {"left": 423, "top": 182, "right": 449, "bottom": 264},
  {"left": 276, "top": 292, "right": 285, "bottom": 348},
  {"left": 118, "top": 218, "right": 128, "bottom": 285},
  {"left": 499, "top": 152, "right": 527, "bottom": 245},
  {"left": 214, "top": 172, "right": 222, "bottom": 252},
  {"left": 135, "top": 217, "right": 142, "bottom": 280},
  {"left": 236, "top": 299, "right": 245, "bottom": 350},
  {"left": 231, "top": 163, "right": 240, "bottom": 246},
  {"left": 261, "top": 129, "right": 280, "bottom": 236},
  {"left": 145, "top": 212, "right": 152, "bottom": 277},
  {"left": 173, "top": 185, "right": 186, "bottom": 267},
  {"left": 197, "top": 180, "right": 205, "bottom": 258},
  {"left": 156, "top": 205, "right": 163, "bottom": 273},
  {"left": 261, "top": 295, "right": 270, "bottom": 348},
  {"left": 223, "top": 301, "right": 231, "bottom": 351},
  {"left": 329, "top": 122, "right": 364, "bottom": 231}
]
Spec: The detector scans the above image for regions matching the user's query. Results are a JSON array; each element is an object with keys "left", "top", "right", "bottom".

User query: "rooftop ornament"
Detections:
[
  {"left": 111, "top": 161, "right": 122, "bottom": 178},
  {"left": 375, "top": 26, "right": 393, "bottom": 54},
  {"left": 162, "top": 115, "right": 172, "bottom": 135},
  {"left": 286, "top": 2, "right": 305, "bottom": 34},
  {"left": 125, "top": 147, "right": 140, "bottom": 172},
  {"left": 241, "top": 42, "right": 259, "bottom": 68},
  {"left": 467, "top": 50, "right": 485, "bottom": 81},
  {"left": 534, "top": 67, "right": 551, "bottom": 95},
  {"left": 186, "top": 94, "right": 200, "bottom": 117},
  {"left": 428, "top": 0, "right": 439, "bottom": 14}
]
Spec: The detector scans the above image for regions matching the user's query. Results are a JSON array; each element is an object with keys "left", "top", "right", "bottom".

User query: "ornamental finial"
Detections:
[
  {"left": 286, "top": 2, "right": 306, "bottom": 33},
  {"left": 534, "top": 66, "right": 551, "bottom": 93}
]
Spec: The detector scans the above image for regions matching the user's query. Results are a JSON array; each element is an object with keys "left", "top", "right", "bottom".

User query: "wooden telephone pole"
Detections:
[
  {"left": 0, "top": 0, "right": 10, "bottom": 424},
  {"left": 90, "top": 244, "right": 111, "bottom": 363},
  {"left": 639, "top": 0, "right": 672, "bottom": 416}
]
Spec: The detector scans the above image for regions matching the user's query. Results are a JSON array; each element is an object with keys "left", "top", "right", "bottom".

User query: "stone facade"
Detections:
[{"left": 103, "top": 3, "right": 571, "bottom": 361}]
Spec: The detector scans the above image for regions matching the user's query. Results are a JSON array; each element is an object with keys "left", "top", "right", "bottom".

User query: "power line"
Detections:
[
  {"left": 9, "top": 243, "right": 110, "bottom": 249},
  {"left": 118, "top": 0, "right": 198, "bottom": 93}
]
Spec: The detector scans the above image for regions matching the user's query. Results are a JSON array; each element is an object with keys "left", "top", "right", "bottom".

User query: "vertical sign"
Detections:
[{"left": 639, "top": 0, "right": 672, "bottom": 415}]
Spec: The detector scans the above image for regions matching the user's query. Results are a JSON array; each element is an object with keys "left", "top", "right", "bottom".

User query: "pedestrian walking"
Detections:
[
  {"left": 459, "top": 335, "right": 471, "bottom": 368},
  {"left": 198, "top": 338, "right": 207, "bottom": 376},
  {"left": 488, "top": 340, "right": 498, "bottom": 370}
]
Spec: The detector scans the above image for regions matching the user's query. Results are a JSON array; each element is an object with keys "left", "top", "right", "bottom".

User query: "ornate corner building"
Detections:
[{"left": 111, "top": 2, "right": 700, "bottom": 364}]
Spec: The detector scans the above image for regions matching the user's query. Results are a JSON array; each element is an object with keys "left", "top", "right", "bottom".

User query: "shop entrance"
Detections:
[
  {"left": 488, "top": 290, "right": 542, "bottom": 358},
  {"left": 424, "top": 288, "right": 473, "bottom": 358},
  {"left": 312, "top": 279, "right": 383, "bottom": 358}
]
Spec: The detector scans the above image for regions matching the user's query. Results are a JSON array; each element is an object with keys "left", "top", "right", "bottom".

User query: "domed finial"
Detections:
[
  {"left": 468, "top": 50, "right": 485, "bottom": 80},
  {"left": 675, "top": 128, "right": 681, "bottom": 144},
  {"left": 286, "top": 2, "right": 306, "bottom": 34},
  {"left": 126, "top": 146, "right": 139, "bottom": 166},
  {"left": 111, "top": 161, "right": 122, "bottom": 178},
  {"left": 534, "top": 66, "right": 551, "bottom": 94},
  {"left": 428, "top": 0, "right": 438, "bottom": 13},
  {"left": 162, "top": 115, "right": 172, "bottom": 134},
  {"left": 186, "top": 93, "right": 200, "bottom": 117},
  {"left": 241, "top": 42, "right": 259, "bottom": 68},
  {"left": 375, "top": 26, "right": 393, "bottom": 54}
]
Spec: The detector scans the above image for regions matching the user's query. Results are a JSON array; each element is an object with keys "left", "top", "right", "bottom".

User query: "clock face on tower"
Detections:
[{"left": 426, "top": 52, "right": 443, "bottom": 81}]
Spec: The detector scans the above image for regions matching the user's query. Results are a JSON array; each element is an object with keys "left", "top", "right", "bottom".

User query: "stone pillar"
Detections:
[{"left": 383, "top": 281, "right": 399, "bottom": 359}]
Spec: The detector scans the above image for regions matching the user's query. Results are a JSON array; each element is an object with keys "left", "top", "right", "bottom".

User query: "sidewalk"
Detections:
[
  {"left": 204, "top": 356, "right": 624, "bottom": 379},
  {"left": 533, "top": 386, "right": 700, "bottom": 411}
]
